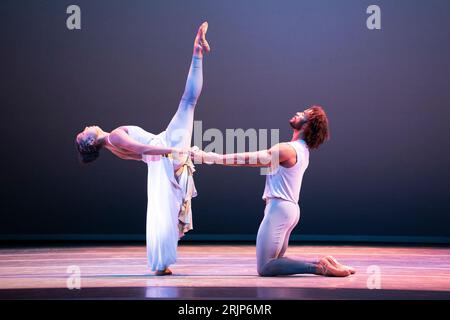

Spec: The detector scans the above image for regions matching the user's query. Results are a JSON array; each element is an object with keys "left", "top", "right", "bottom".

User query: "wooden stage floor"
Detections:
[{"left": 0, "top": 243, "right": 449, "bottom": 300}]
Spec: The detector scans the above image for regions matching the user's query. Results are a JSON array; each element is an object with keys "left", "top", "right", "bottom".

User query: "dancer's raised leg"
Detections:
[
  {"left": 153, "top": 22, "right": 210, "bottom": 276},
  {"left": 166, "top": 22, "right": 210, "bottom": 168}
]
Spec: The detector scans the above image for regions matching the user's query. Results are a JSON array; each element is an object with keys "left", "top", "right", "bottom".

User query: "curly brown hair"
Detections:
[{"left": 303, "top": 106, "right": 330, "bottom": 149}]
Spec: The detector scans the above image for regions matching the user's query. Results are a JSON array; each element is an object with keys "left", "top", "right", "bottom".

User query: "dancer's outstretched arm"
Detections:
[
  {"left": 109, "top": 129, "right": 182, "bottom": 156},
  {"left": 191, "top": 143, "right": 296, "bottom": 167}
]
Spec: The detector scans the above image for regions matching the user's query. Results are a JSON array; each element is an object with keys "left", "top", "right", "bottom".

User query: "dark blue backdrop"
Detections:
[{"left": 1, "top": 0, "right": 449, "bottom": 242}]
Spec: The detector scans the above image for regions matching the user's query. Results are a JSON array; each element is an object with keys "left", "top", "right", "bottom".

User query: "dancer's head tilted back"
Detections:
[
  {"left": 289, "top": 105, "right": 330, "bottom": 149},
  {"left": 75, "top": 125, "right": 104, "bottom": 163}
]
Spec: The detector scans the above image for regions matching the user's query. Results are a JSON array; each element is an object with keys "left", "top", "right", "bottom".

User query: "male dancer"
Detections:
[
  {"left": 192, "top": 107, "right": 356, "bottom": 276},
  {"left": 75, "top": 22, "right": 211, "bottom": 275}
]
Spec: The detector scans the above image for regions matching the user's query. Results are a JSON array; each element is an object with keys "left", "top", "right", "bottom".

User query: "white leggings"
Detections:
[
  {"left": 165, "top": 56, "right": 203, "bottom": 158},
  {"left": 256, "top": 198, "right": 318, "bottom": 276}
]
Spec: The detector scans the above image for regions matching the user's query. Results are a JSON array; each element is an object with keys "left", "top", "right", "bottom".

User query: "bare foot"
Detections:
[
  {"left": 155, "top": 268, "right": 172, "bottom": 276},
  {"left": 316, "top": 257, "right": 351, "bottom": 277},
  {"left": 193, "top": 21, "right": 210, "bottom": 58},
  {"left": 325, "top": 256, "right": 356, "bottom": 274}
]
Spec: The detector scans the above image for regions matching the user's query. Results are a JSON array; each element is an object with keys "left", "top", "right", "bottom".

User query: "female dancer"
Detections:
[{"left": 75, "top": 22, "right": 211, "bottom": 275}]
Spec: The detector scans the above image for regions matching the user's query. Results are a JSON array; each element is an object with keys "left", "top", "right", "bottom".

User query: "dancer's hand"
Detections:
[
  {"left": 190, "top": 146, "right": 215, "bottom": 164},
  {"left": 171, "top": 148, "right": 190, "bottom": 162},
  {"left": 190, "top": 147, "right": 205, "bottom": 164}
]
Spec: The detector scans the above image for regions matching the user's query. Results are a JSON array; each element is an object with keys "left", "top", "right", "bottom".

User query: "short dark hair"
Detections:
[
  {"left": 76, "top": 139, "right": 100, "bottom": 164},
  {"left": 303, "top": 105, "right": 330, "bottom": 149}
]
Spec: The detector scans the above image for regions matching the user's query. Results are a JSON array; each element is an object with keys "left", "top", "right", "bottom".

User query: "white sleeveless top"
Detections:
[
  {"left": 262, "top": 139, "right": 309, "bottom": 203},
  {"left": 124, "top": 125, "right": 159, "bottom": 146}
]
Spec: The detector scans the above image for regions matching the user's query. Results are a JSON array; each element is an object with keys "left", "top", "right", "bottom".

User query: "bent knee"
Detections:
[
  {"left": 257, "top": 262, "right": 275, "bottom": 277},
  {"left": 257, "top": 269, "right": 271, "bottom": 277}
]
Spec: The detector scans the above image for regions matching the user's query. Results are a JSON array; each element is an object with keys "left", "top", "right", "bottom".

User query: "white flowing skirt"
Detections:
[{"left": 142, "top": 131, "right": 196, "bottom": 271}]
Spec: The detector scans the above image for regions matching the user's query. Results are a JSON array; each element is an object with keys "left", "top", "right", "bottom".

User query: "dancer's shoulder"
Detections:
[
  {"left": 117, "top": 125, "right": 137, "bottom": 131},
  {"left": 115, "top": 125, "right": 144, "bottom": 135}
]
